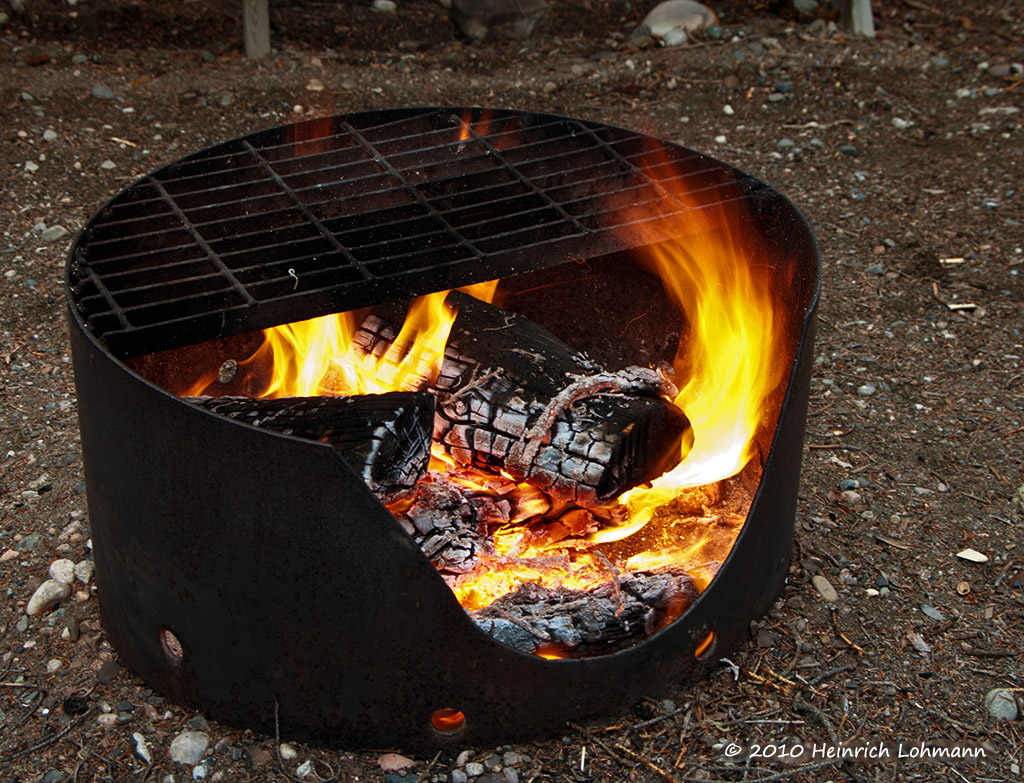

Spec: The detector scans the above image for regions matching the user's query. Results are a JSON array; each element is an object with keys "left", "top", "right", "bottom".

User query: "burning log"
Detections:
[
  {"left": 190, "top": 392, "right": 434, "bottom": 503},
  {"left": 355, "top": 291, "right": 693, "bottom": 505},
  {"left": 471, "top": 570, "right": 698, "bottom": 656}
]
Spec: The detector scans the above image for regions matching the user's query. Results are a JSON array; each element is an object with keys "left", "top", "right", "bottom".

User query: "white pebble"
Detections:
[
  {"left": 47, "top": 658, "right": 63, "bottom": 672},
  {"left": 723, "top": 104, "right": 734, "bottom": 115},
  {"left": 170, "top": 730, "right": 210, "bottom": 765},
  {"left": 133, "top": 731, "right": 154, "bottom": 764},
  {"left": 956, "top": 548, "right": 989, "bottom": 563},
  {"left": 27, "top": 579, "right": 73, "bottom": 615},
  {"left": 49, "top": 558, "right": 76, "bottom": 584},
  {"left": 97, "top": 713, "right": 118, "bottom": 729},
  {"left": 43, "top": 129, "right": 58, "bottom": 141},
  {"left": 25, "top": 160, "right": 40, "bottom": 173},
  {"left": 279, "top": 743, "right": 298, "bottom": 761},
  {"left": 371, "top": 0, "right": 397, "bottom": 11},
  {"left": 74, "top": 559, "right": 95, "bottom": 584}
]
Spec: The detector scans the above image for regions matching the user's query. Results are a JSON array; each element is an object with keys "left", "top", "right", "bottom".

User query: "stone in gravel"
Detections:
[
  {"left": 100, "top": 160, "right": 116, "bottom": 170},
  {"left": 466, "top": 761, "right": 486, "bottom": 776},
  {"left": 248, "top": 748, "right": 273, "bottom": 766},
  {"left": 371, "top": 0, "right": 397, "bottom": 10},
  {"left": 97, "top": 660, "right": 122, "bottom": 683},
  {"left": 777, "top": 138, "right": 795, "bottom": 149},
  {"left": 920, "top": 604, "right": 945, "bottom": 621},
  {"left": 930, "top": 56, "right": 949, "bottom": 68},
  {"left": 379, "top": 753, "right": 416, "bottom": 771},
  {"left": 43, "top": 129, "right": 58, "bottom": 141},
  {"left": 74, "top": 560, "right": 94, "bottom": 584},
  {"left": 811, "top": 574, "right": 839, "bottom": 602},
  {"left": 16, "top": 615, "right": 29, "bottom": 632},
  {"left": 984, "top": 688, "right": 1018, "bottom": 721},
  {"left": 987, "top": 63, "right": 1012, "bottom": 78},
  {"left": 133, "top": 732, "right": 153, "bottom": 764},
  {"left": 767, "top": 92, "right": 785, "bottom": 102},
  {"left": 635, "top": 0, "right": 716, "bottom": 46},
  {"left": 956, "top": 548, "right": 989, "bottom": 563},
  {"left": 295, "top": 760, "right": 315, "bottom": 778},
  {"left": 839, "top": 145, "right": 860, "bottom": 157},
  {"left": 793, "top": 0, "right": 817, "bottom": 11},
  {"left": 857, "top": 384, "right": 876, "bottom": 396},
  {"left": 25, "top": 160, "right": 40, "bottom": 173},
  {"left": 170, "top": 730, "right": 210, "bottom": 765},
  {"left": 27, "top": 579, "right": 72, "bottom": 615},
  {"left": 451, "top": 0, "right": 549, "bottom": 43},
  {"left": 220, "top": 95, "right": 232, "bottom": 107},
  {"left": 1, "top": 548, "right": 18, "bottom": 562},
  {"left": 775, "top": 80, "right": 792, "bottom": 93},
  {"left": 503, "top": 770, "right": 519, "bottom": 783},
  {"left": 451, "top": 770, "right": 469, "bottom": 783},
  {"left": 839, "top": 489, "right": 862, "bottom": 507},
  {"left": 72, "top": 54, "right": 88, "bottom": 64},
  {"left": 49, "top": 558, "right": 76, "bottom": 584},
  {"left": 91, "top": 84, "right": 115, "bottom": 99},
  {"left": 279, "top": 742, "right": 298, "bottom": 760}
]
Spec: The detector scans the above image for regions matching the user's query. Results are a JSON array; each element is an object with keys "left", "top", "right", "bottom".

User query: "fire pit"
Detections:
[{"left": 66, "top": 107, "right": 819, "bottom": 749}]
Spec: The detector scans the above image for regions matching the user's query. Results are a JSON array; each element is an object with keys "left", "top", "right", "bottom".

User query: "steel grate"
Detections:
[{"left": 68, "top": 108, "right": 767, "bottom": 358}]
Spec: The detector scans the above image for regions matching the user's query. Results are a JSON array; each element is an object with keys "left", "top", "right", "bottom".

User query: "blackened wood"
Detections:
[
  {"left": 355, "top": 291, "right": 692, "bottom": 505},
  {"left": 393, "top": 476, "right": 496, "bottom": 574},
  {"left": 190, "top": 392, "right": 434, "bottom": 502},
  {"left": 471, "top": 570, "right": 698, "bottom": 656}
]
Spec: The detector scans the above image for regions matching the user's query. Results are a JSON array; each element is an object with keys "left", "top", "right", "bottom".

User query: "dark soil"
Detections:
[{"left": 2, "top": 1, "right": 1023, "bottom": 782}]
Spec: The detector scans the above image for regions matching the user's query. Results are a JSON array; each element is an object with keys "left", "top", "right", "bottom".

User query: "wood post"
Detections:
[{"left": 243, "top": 0, "right": 271, "bottom": 59}]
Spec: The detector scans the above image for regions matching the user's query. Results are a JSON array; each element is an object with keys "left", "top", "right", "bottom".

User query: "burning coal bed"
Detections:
[{"left": 168, "top": 279, "right": 761, "bottom": 661}]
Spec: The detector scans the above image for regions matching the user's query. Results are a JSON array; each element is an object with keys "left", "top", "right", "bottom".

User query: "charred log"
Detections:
[
  {"left": 471, "top": 570, "right": 698, "bottom": 656},
  {"left": 190, "top": 392, "right": 434, "bottom": 503},
  {"left": 355, "top": 291, "right": 693, "bottom": 505},
  {"left": 391, "top": 476, "right": 495, "bottom": 574}
]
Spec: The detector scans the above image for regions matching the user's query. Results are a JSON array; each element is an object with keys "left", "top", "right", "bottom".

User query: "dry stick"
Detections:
[
  {"left": 830, "top": 609, "right": 866, "bottom": 656},
  {"left": 573, "top": 724, "right": 683, "bottom": 783},
  {"left": 0, "top": 713, "right": 89, "bottom": 764},
  {"left": 414, "top": 751, "right": 443, "bottom": 783}
]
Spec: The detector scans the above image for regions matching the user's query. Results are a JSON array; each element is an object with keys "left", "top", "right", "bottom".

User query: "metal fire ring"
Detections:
[{"left": 67, "top": 108, "right": 820, "bottom": 750}]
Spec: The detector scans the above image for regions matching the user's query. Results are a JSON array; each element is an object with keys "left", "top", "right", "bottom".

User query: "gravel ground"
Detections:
[{"left": 2, "top": 1, "right": 1023, "bottom": 781}]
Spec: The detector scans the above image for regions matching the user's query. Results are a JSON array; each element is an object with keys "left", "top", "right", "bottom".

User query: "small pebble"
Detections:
[
  {"left": 295, "top": 760, "right": 314, "bottom": 778},
  {"left": 379, "top": 753, "right": 416, "bottom": 772},
  {"left": 97, "top": 713, "right": 118, "bottom": 729},
  {"left": 767, "top": 92, "right": 785, "bottom": 102},
  {"left": 723, "top": 104, "right": 734, "bottom": 115},
  {"left": 839, "top": 489, "right": 862, "bottom": 507},
  {"left": 72, "top": 53, "right": 89, "bottom": 64},
  {"left": 42, "top": 225, "right": 69, "bottom": 242},
  {"left": 839, "top": 145, "right": 860, "bottom": 157},
  {"left": 100, "top": 160, "right": 116, "bottom": 170},
  {"left": 466, "top": 762, "right": 485, "bottom": 776},
  {"left": 857, "top": 384, "right": 876, "bottom": 396},
  {"left": 49, "top": 558, "right": 76, "bottom": 584},
  {"left": 42, "top": 129, "right": 58, "bottom": 142},
  {"left": 451, "top": 770, "right": 469, "bottom": 783},
  {"left": 920, "top": 604, "right": 946, "bottom": 621},
  {"left": 133, "top": 732, "right": 153, "bottom": 764},
  {"left": 74, "top": 560, "right": 95, "bottom": 584},
  {"left": 170, "top": 731, "right": 210, "bottom": 765},
  {"left": 46, "top": 658, "right": 63, "bottom": 672},
  {"left": 91, "top": 84, "right": 115, "bottom": 100},
  {"left": 542, "top": 81, "right": 557, "bottom": 94},
  {"left": 812, "top": 574, "right": 838, "bottom": 602},
  {"left": 27, "top": 579, "right": 73, "bottom": 615},
  {"left": 279, "top": 743, "right": 298, "bottom": 761},
  {"left": 984, "top": 689, "right": 1018, "bottom": 721},
  {"left": 25, "top": 160, "right": 40, "bottom": 173},
  {"left": 372, "top": 0, "right": 397, "bottom": 11}
]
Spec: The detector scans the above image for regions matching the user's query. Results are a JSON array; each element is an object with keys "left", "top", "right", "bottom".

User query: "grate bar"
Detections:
[
  {"left": 149, "top": 178, "right": 257, "bottom": 306},
  {"left": 241, "top": 140, "right": 373, "bottom": 286},
  {"left": 448, "top": 113, "right": 592, "bottom": 237},
  {"left": 340, "top": 120, "right": 487, "bottom": 267}
]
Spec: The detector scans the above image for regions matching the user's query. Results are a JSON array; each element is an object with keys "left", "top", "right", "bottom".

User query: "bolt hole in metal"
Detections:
[
  {"left": 694, "top": 630, "right": 716, "bottom": 661},
  {"left": 430, "top": 708, "right": 467, "bottom": 735},
  {"left": 160, "top": 628, "right": 185, "bottom": 665}
]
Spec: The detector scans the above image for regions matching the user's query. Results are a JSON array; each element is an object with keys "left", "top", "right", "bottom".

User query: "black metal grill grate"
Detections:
[{"left": 69, "top": 108, "right": 765, "bottom": 358}]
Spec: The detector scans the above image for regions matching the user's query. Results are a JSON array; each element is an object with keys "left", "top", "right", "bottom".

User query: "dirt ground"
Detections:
[{"left": 2, "top": 0, "right": 1023, "bottom": 781}]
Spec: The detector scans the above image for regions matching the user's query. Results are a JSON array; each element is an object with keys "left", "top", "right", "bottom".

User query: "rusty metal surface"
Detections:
[{"left": 67, "top": 110, "right": 820, "bottom": 750}]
